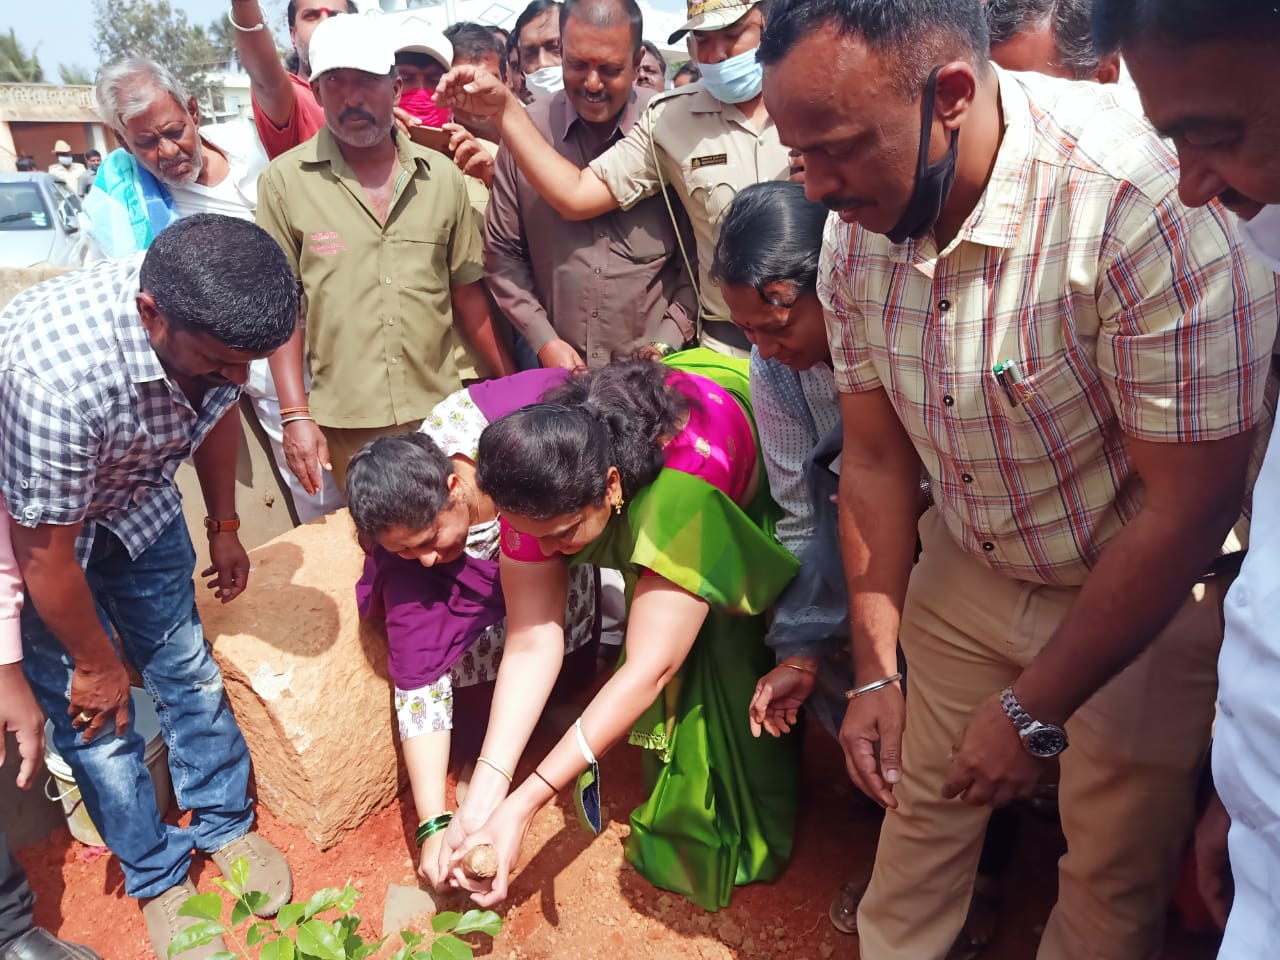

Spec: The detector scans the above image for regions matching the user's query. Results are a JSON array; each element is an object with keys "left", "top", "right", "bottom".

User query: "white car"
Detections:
[{"left": 0, "top": 172, "right": 83, "bottom": 268}]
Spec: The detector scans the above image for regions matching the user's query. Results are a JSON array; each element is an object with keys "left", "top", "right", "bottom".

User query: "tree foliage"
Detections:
[
  {"left": 91, "top": 0, "right": 225, "bottom": 111},
  {"left": 59, "top": 63, "right": 94, "bottom": 86},
  {"left": 0, "top": 27, "right": 44, "bottom": 83}
]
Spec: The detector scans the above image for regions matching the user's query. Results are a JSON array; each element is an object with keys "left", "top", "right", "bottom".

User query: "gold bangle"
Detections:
[
  {"left": 477, "top": 755, "right": 513, "bottom": 783},
  {"left": 781, "top": 661, "right": 816, "bottom": 675}
]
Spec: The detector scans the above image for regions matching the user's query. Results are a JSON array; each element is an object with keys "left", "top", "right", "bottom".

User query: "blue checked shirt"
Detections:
[{"left": 0, "top": 255, "right": 242, "bottom": 567}]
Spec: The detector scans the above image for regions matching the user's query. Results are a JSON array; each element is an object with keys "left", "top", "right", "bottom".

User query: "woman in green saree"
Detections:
[{"left": 430, "top": 351, "right": 801, "bottom": 911}]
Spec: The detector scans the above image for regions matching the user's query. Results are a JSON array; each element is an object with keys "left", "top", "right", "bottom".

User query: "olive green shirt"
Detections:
[{"left": 256, "top": 127, "right": 485, "bottom": 429}]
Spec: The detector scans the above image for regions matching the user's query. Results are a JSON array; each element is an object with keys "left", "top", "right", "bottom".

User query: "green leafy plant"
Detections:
[{"left": 169, "top": 857, "right": 502, "bottom": 960}]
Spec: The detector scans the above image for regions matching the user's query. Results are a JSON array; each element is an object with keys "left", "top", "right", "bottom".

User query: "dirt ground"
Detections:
[{"left": 14, "top": 718, "right": 1222, "bottom": 960}]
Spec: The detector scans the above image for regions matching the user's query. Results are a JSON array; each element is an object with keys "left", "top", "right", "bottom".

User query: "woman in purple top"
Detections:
[{"left": 347, "top": 368, "right": 597, "bottom": 880}]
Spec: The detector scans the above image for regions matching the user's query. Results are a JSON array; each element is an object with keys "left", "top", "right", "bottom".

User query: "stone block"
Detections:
[
  {"left": 381, "top": 883, "right": 439, "bottom": 937},
  {"left": 200, "top": 511, "right": 401, "bottom": 849}
]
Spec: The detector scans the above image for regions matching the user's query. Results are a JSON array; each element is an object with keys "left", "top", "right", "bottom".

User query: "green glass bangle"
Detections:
[{"left": 415, "top": 812, "right": 453, "bottom": 847}]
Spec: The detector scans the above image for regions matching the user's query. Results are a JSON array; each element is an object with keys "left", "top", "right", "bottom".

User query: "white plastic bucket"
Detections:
[{"left": 44, "top": 687, "right": 171, "bottom": 847}]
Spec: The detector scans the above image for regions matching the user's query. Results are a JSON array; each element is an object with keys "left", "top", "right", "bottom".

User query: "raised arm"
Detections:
[
  {"left": 229, "top": 0, "right": 296, "bottom": 127},
  {"left": 437, "top": 65, "right": 618, "bottom": 220}
]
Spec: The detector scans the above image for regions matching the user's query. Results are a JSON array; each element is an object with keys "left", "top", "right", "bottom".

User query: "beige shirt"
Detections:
[
  {"left": 821, "top": 67, "right": 1278, "bottom": 585},
  {"left": 589, "top": 81, "right": 789, "bottom": 349},
  {"left": 256, "top": 128, "right": 485, "bottom": 429},
  {"left": 47, "top": 162, "right": 86, "bottom": 191}
]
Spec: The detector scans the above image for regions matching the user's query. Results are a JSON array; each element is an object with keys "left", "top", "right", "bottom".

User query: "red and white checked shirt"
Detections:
[{"left": 821, "top": 66, "right": 1278, "bottom": 586}]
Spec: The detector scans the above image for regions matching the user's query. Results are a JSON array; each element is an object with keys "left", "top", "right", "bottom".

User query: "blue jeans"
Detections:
[{"left": 21, "top": 514, "right": 254, "bottom": 899}]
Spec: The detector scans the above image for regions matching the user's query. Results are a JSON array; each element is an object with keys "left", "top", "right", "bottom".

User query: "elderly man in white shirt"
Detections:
[
  {"left": 86, "top": 57, "right": 341, "bottom": 523},
  {"left": 1096, "top": 2, "right": 1280, "bottom": 957}
]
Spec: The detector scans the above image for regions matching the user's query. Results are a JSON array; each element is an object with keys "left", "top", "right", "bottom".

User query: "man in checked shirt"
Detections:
[
  {"left": 0, "top": 215, "right": 298, "bottom": 960},
  {"left": 759, "top": 1, "right": 1278, "bottom": 959}
]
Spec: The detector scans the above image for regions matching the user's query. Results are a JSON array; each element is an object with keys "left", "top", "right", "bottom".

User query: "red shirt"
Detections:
[{"left": 252, "top": 72, "right": 325, "bottom": 159}]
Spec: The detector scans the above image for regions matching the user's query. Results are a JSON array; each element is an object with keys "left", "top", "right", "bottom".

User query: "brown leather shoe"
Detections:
[
  {"left": 141, "top": 881, "right": 227, "bottom": 960},
  {"left": 210, "top": 832, "right": 292, "bottom": 918}
]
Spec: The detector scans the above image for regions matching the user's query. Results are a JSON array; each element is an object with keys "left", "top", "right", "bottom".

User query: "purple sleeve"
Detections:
[
  {"left": 468, "top": 367, "right": 572, "bottom": 422},
  {"left": 355, "top": 546, "right": 505, "bottom": 690}
]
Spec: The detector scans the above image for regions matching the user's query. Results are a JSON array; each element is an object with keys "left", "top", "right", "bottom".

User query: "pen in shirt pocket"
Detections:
[{"left": 993, "top": 359, "right": 1035, "bottom": 407}]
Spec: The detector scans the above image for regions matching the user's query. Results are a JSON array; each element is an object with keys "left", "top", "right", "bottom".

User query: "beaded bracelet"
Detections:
[{"left": 415, "top": 812, "right": 453, "bottom": 847}]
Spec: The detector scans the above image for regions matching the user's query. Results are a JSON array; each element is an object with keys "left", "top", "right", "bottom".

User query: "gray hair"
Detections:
[
  {"left": 96, "top": 58, "right": 191, "bottom": 135},
  {"left": 985, "top": 0, "right": 1102, "bottom": 79}
]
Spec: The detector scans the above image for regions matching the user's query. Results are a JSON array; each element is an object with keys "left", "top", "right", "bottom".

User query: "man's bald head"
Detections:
[{"left": 561, "top": 0, "right": 644, "bottom": 55}]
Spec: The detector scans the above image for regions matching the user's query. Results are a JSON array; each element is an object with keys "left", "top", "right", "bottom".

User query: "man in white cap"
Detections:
[
  {"left": 394, "top": 21, "right": 454, "bottom": 127},
  {"left": 392, "top": 22, "right": 494, "bottom": 196},
  {"left": 256, "top": 14, "right": 516, "bottom": 494},
  {"left": 438, "top": 0, "right": 785, "bottom": 357},
  {"left": 46, "top": 140, "right": 86, "bottom": 191}
]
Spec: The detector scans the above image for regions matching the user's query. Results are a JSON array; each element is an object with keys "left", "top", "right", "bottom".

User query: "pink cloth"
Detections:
[
  {"left": 400, "top": 88, "right": 452, "bottom": 128},
  {"left": 0, "top": 494, "right": 24, "bottom": 664},
  {"left": 501, "top": 371, "right": 756, "bottom": 562}
]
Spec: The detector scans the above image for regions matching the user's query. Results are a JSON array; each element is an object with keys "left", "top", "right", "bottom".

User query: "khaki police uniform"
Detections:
[{"left": 589, "top": 80, "right": 789, "bottom": 357}]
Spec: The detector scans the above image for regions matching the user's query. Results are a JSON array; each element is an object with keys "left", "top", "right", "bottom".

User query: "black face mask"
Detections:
[{"left": 886, "top": 66, "right": 960, "bottom": 245}]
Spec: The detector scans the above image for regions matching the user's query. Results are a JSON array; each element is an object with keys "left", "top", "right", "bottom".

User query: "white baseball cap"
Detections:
[
  {"left": 308, "top": 14, "right": 395, "bottom": 79},
  {"left": 391, "top": 17, "right": 453, "bottom": 71}
]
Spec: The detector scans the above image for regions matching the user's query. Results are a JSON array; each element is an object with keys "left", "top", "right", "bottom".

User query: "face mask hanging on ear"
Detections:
[{"left": 885, "top": 66, "right": 960, "bottom": 245}]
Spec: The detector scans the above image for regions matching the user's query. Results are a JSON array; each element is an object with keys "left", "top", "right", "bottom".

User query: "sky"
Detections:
[{"left": 4, "top": 0, "right": 688, "bottom": 82}]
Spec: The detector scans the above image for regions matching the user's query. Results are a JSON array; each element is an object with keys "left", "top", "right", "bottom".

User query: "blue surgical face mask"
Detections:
[{"left": 697, "top": 45, "right": 763, "bottom": 105}]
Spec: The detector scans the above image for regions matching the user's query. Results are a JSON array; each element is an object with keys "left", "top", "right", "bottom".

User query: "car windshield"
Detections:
[{"left": 0, "top": 182, "right": 53, "bottom": 231}]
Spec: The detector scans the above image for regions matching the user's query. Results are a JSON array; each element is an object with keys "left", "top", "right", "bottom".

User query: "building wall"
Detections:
[
  {"left": 0, "top": 83, "right": 117, "bottom": 171},
  {"left": 11, "top": 120, "right": 90, "bottom": 167}
]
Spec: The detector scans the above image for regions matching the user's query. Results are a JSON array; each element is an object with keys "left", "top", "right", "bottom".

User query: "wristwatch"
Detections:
[
  {"left": 999, "top": 686, "right": 1069, "bottom": 758},
  {"left": 204, "top": 515, "right": 241, "bottom": 535}
]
